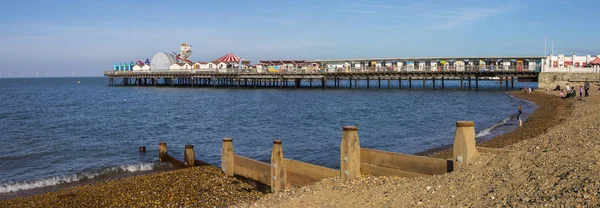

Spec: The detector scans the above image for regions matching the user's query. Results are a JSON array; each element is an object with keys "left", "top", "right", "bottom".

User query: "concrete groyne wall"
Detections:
[{"left": 538, "top": 72, "right": 600, "bottom": 89}]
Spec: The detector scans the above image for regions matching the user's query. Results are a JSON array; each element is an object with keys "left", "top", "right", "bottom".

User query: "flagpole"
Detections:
[{"left": 544, "top": 36, "right": 547, "bottom": 56}]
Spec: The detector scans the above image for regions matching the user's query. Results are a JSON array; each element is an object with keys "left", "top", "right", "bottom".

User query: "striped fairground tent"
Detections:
[{"left": 214, "top": 53, "right": 240, "bottom": 63}]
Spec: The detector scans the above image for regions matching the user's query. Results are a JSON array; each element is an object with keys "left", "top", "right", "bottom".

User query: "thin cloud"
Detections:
[
  {"left": 337, "top": 1, "right": 522, "bottom": 30},
  {"left": 429, "top": 6, "right": 520, "bottom": 29},
  {"left": 553, "top": 0, "right": 600, "bottom": 15},
  {"left": 0, "top": 35, "right": 58, "bottom": 42}
]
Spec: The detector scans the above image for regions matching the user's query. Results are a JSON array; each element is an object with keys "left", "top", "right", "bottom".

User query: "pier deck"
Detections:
[{"left": 104, "top": 70, "right": 539, "bottom": 90}]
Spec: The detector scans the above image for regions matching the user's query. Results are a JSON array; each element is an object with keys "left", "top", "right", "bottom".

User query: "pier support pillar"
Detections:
[
  {"left": 159, "top": 142, "right": 168, "bottom": 162},
  {"left": 378, "top": 77, "right": 381, "bottom": 88},
  {"left": 349, "top": 77, "right": 353, "bottom": 88},
  {"left": 422, "top": 78, "right": 426, "bottom": 88},
  {"left": 367, "top": 77, "right": 370, "bottom": 88},
  {"left": 499, "top": 76, "right": 502, "bottom": 89},
  {"left": 341, "top": 126, "right": 360, "bottom": 182},
  {"left": 398, "top": 77, "right": 401, "bottom": 89},
  {"left": 221, "top": 138, "right": 234, "bottom": 176},
  {"left": 511, "top": 77, "right": 514, "bottom": 89},
  {"left": 475, "top": 77, "right": 479, "bottom": 88},
  {"left": 441, "top": 77, "right": 444, "bottom": 88},
  {"left": 505, "top": 77, "right": 509, "bottom": 90},
  {"left": 322, "top": 78, "right": 326, "bottom": 88},
  {"left": 460, "top": 77, "right": 464, "bottom": 89},
  {"left": 271, "top": 140, "right": 287, "bottom": 192},
  {"left": 309, "top": 78, "right": 312, "bottom": 88},
  {"left": 409, "top": 77, "right": 412, "bottom": 88},
  {"left": 432, "top": 77, "right": 436, "bottom": 88},
  {"left": 468, "top": 77, "right": 471, "bottom": 89},
  {"left": 387, "top": 79, "right": 390, "bottom": 89},
  {"left": 295, "top": 78, "right": 301, "bottom": 88},
  {"left": 453, "top": 121, "right": 476, "bottom": 170},
  {"left": 184, "top": 145, "right": 195, "bottom": 168}
]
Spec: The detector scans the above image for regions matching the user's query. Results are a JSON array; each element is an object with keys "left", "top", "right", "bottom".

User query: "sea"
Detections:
[{"left": 0, "top": 77, "right": 537, "bottom": 198}]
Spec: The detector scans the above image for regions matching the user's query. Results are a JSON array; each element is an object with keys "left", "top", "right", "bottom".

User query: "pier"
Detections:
[{"left": 104, "top": 68, "right": 539, "bottom": 90}]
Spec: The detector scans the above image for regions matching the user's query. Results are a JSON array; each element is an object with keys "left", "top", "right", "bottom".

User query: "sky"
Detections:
[{"left": 0, "top": 0, "right": 599, "bottom": 77}]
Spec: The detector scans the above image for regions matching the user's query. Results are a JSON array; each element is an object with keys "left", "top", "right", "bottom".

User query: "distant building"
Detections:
[
  {"left": 170, "top": 62, "right": 191, "bottom": 70},
  {"left": 545, "top": 54, "right": 600, "bottom": 68}
]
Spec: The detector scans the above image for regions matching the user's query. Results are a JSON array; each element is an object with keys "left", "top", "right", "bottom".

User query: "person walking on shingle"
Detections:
[{"left": 584, "top": 80, "right": 590, "bottom": 97}]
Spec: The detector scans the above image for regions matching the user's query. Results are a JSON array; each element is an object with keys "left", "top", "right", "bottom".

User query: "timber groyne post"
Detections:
[
  {"left": 221, "top": 138, "right": 234, "bottom": 176},
  {"left": 271, "top": 140, "right": 287, "bottom": 192},
  {"left": 452, "top": 121, "right": 476, "bottom": 170},
  {"left": 184, "top": 145, "right": 195, "bottom": 168},
  {"left": 159, "top": 142, "right": 168, "bottom": 162},
  {"left": 340, "top": 126, "right": 360, "bottom": 181}
]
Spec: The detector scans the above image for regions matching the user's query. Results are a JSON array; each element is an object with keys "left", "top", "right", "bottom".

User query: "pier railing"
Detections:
[
  {"left": 105, "top": 65, "right": 540, "bottom": 76},
  {"left": 156, "top": 121, "right": 516, "bottom": 193}
]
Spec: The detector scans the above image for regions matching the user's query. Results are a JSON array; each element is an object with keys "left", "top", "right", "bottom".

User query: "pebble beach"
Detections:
[
  {"left": 239, "top": 90, "right": 600, "bottom": 207},
  {"left": 2, "top": 89, "right": 598, "bottom": 207}
]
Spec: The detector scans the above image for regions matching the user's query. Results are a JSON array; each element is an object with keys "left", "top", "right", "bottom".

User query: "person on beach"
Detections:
[
  {"left": 584, "top": 81, "right": 590, "bottom": 97},
  {"left": 518, "top": 105, "right": 523, "bottom": 127},
  {"left": 579, "top": 86, "right": 583, "bottom": 98},
  {"left": 560, "top": 90, "right": 565, "bottom": 98},
  {"left": 566, "top": 83, "right": 570, "bottom": 92}
]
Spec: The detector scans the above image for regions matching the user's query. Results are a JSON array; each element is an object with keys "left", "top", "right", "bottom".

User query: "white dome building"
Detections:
[{"left": 150, "top": 52, "right": 177, "bottom": 70}]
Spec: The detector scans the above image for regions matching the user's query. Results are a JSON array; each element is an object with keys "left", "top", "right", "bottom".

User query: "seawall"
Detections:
[{"left": 538, "top": 72, "right": 600, "bottom": 89}]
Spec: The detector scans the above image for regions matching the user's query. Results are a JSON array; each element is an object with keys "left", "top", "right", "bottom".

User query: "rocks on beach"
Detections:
[{"left": 0, "top": 166, "right": 262, "bottom": 208}]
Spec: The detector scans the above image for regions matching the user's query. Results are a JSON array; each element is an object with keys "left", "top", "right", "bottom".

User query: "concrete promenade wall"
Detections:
[{"left": 538, "top": 72, "right": 600, "bottom": 89}]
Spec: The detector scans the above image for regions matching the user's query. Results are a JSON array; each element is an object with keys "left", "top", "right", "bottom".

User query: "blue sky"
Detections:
[{"left": 0, "top": 0, "right": 599, "bottom": 77}]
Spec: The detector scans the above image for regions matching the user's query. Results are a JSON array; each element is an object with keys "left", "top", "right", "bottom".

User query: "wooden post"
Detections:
[
  {"left": 221, "top": 138, "right": 234, "bottom": 176},
  {"left": 159, "top": 142, "right": 168, "bottom": 162},
  {"left": 271, "top": 140, "right": 287, "bottom": 192},
  {"left": 453, "top": 121, "right": 476, "bottom": 170},
  {"left": 340, "top": 126, "right": 360, "bottom": 181},
  {"left": 184, "top": 145, "right": 195, "bottom": 168}
]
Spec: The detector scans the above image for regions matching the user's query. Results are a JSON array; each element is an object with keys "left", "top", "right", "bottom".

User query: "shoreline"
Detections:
[
  {"left": 0, "top": 166, "right": 263, "bottom": 207},
  {"left": 241, "top": 90, "right": 600, "bottom": 207},
  {"left": 0, "top": 90, "right": 576, "bottom": 207},
  {"left": 421, "top": 90, "right": 570, "bottom": 159}
]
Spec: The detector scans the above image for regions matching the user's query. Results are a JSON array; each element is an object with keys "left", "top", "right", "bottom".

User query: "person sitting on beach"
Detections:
[
  {"left": 560, "top": 90, "right": 565, "bottom": 98},
  {"left": 553, "top": 84, "right": 561, "bottom": 91},
  {"left": 566, "top": 83, "right": 570, "bottom": 92}
]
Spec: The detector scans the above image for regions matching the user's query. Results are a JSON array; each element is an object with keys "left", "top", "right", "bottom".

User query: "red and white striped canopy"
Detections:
[
  {"left": 214, "top": 53, "right": 240, "bottom": 63},
  {"left": 590, "top": 57, "right": 600, "bottom": 65}
]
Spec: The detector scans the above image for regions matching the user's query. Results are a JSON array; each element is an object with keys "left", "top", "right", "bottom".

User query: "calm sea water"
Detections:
[{"left": 0, "top": 77, "right": 537, "bottom": 195}]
